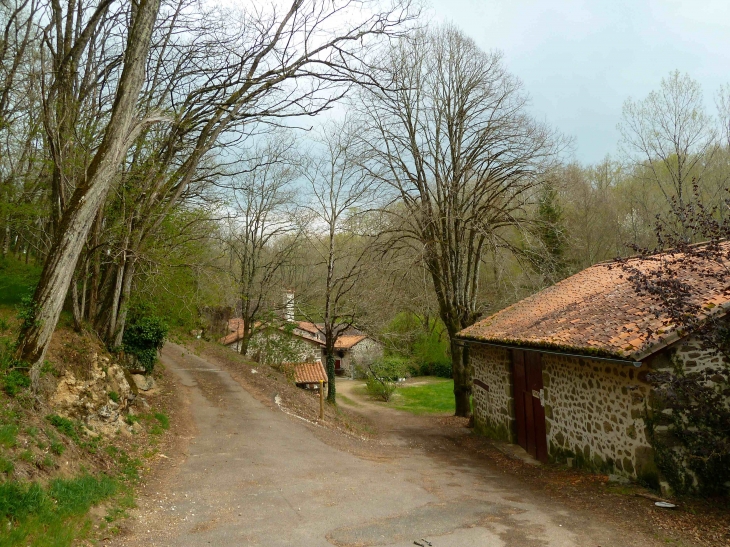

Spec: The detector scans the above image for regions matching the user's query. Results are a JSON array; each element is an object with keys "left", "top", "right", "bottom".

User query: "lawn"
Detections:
[{"left": 392, "top": 377, "right": 455, "bottom": 415}]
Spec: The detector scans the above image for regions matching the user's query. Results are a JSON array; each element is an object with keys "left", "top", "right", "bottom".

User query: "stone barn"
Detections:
[{"left": 457, "top": 248, "right": 730, "bottom": 485}]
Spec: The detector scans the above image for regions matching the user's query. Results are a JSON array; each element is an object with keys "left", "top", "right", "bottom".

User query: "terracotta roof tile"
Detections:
[
  {"left": 219, "top": 320, "right": 245, "bottom": 345},
  {"left": 292, "top": 362, "right": 328, "bottom": 384},
  {"left": 458, "top": 243, "right": 730, "bottom": 360},
  {"left": 334, "top": 335, "right": 366, "bottom": 350},
  {"left": 228, "top": 318, "right": 245, "bottom": 332}
]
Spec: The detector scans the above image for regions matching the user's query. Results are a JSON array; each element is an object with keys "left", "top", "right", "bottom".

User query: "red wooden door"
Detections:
[
  {"left": 335, "top": 359, "right": 341, "bottom": 371},
  {"left": 512, "top": 350, "right": 548, "bottom": 462}
]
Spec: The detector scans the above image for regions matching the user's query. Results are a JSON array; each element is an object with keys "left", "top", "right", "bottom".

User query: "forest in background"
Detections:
[{"left": 0, "top": 0, "right": 729, "bottom": 411}]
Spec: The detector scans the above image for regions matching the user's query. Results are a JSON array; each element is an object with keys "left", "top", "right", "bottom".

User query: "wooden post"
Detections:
[{"left": 319, "top": 380, "right": 324, "bottom": 420}]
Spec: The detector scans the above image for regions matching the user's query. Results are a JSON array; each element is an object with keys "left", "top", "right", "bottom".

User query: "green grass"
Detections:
[
  {"left": 0, "top": 474, "right": 119, "bottom": 547},
  {"left": 0, "top": 448, "right": 144, "bottom": 547},
  {"left": 392, "top": 378, "right": 455, "bottom": 415},
  {"left": 46, "top": 414, "right": 79, "bottom": 443},
  {"left": 0, "top": 424, "right": 18, "bottom": 448},
  {"left": 337, "top": 394, "right": 362, "bottom": 407},
  {"left": 0, "top": 257, "right": 41, "bottom": 306}
]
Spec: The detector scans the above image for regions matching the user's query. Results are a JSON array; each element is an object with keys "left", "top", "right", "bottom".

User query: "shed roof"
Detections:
[
  {"left": 292, "top": 362, "right": 328, "bottom": 384},
  {"left": 458, "top": 243, "right": 730, "bottom": 361}
]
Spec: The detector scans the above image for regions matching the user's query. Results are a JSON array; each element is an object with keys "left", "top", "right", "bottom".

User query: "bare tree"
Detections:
[
  {"left": 15, "top": 0, "right": 416, "bottom": 372},
  {"left": 719, "top": 84, "right": 730, "bottom": 149},
  {"left": 84, "top": 0, "right": 417, "bottom": 347},
  {"left": 299, "top": 119, "right": 381, "bottom": 403},
  {"left": 226, "top": 135, "right": 300, "bottom": 356},
  {"left": 16, "top": 0, "right": 163, "bottom": 379},
  {"left": 0, "top": 0, "right": 44, "bottom": 259},
  {"left": 358, "top": 25, "right": 562, "bottom": 416},
  {"left": 619, "top": 71, "right": 722, "bottom": 238}
]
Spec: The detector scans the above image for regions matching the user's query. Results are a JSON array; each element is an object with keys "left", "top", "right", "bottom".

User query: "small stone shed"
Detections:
[
  {"left": 457, "top": 249, "right": 730, "bottom": 480},
  {"left": 291, "top": 361, "right": 328, "bottom": 390}
]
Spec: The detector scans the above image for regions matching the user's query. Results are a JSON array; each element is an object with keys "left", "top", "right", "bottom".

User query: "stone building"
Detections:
[
  {"left": 220, "top": 319, "right": 382, "bottom": 376},
  {"left": 457, "top": 248, "right": 730, "bottom": 484}
]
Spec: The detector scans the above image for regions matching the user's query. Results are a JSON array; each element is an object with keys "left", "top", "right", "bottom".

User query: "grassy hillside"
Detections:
[{"left": 0, "top": 306, "right": 175, "bottom": 546}]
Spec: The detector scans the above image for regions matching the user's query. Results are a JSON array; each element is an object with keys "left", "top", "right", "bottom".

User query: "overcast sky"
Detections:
[{"left": 428, "top": 0, "right": 730, "bottom": 165}]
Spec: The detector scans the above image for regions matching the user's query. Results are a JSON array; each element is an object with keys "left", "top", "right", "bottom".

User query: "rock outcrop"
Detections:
[{"left": 50, "top": 353, "right": 137, "bottom": 436}]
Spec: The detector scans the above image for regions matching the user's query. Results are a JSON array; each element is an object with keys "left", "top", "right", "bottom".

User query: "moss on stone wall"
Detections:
[{"left": 474, "top": 416, "right": 512, "bottom": 442}]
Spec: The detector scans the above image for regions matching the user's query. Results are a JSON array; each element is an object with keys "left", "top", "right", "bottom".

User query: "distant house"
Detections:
[
  {"left": 457, "top": 246, "right": 730, "bottom": 483},
  {"left": 220, "top": 319, "right": 382, "bottom": 377}
]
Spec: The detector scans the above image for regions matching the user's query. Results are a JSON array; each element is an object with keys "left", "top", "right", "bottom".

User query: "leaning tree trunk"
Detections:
[{"left": 15, "top": 0, "right": 161, "bottom": 382}]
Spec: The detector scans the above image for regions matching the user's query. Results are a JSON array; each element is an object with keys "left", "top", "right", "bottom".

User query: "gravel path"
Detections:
[{"left": 109, "top": 342, "right": 664, "bottom": 547}]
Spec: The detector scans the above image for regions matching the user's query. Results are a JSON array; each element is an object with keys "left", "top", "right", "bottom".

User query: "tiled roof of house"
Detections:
[
  {"left": 458, "top": 244, "right": 730, "bottom": 361},
  {"left": 292, "top": 362, "right": 328, "bottom": 384},
  {"left": 334, "top": 335, "right": 367, "bottom": 350},
  {"left": 220, "top": 318, "right": 245, "bottom": 345},
  {"left": 228, "top": 318, "right": 245, "bottom": 332}
]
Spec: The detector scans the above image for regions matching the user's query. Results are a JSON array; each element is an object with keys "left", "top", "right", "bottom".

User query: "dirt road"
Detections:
[{"left": 111, "top": 342, "right": 665, "bottom": 547}]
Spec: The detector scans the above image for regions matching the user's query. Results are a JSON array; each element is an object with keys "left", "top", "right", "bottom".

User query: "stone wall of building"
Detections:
[
  {"left": 469, "top": 330, "right": 729, "bottom": 487},
  {"left": 470, "top": 345, "right": 514, "bottom": 441},
  {"left": 469, "top": 344, "right": 656, "bottom": 478},
  {"left": 244, "top": 330, "right": 321, "bottom": 366},
  {"left": 644, "top": 334, "right": 730, "bottom": 494},
  {"left": 541, "top": 354, "right": 653, "bottom": 477}
]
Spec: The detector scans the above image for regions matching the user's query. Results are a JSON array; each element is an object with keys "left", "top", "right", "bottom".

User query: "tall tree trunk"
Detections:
[
  {"left": 71, "top": 268, "right": 83, "bottom": 331},
  {"left": 79, "top": 259, "right": 88, "bottom": 323},
  {"left": 107, "top": 260, "right": 125, "bottom": 343},
  {"left": 450, "top": 338, "right": 471, "bottom": 417},
  {"left": 112, "top": 258, "right": 135, "bottom": 347},
  {"left": 15, "top": 0, "right": 161, "bottom": 380},
  {"left": 238, "top": 323, "right": 252, "bottom": 356},
  {"left": 326, "top": 351, "right": 336, "bottom": 403},
  {"left": 87, "top": 211, "right": 102, "bottom": 320}
]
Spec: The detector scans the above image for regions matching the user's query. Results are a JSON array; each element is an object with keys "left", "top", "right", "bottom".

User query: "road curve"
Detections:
[{"left": 110, "top": 342, "right": 659, "bottom": 547}]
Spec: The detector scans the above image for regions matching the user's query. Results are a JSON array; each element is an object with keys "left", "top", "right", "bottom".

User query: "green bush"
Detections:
[
  {"left": 365, "top": 357, "right": 407, "bottom": 402},
  {"left": 383, "top": 313, "right": 451, "bottom": 378},
  {"left": 122, "top": 306, "right": 168, "bottom": 374},
  {"left": 417, "top": 361, "right": 452, "bottom": 378},
  {"left": 2, "top": 369, "right": 30, "bottom": 396}
]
